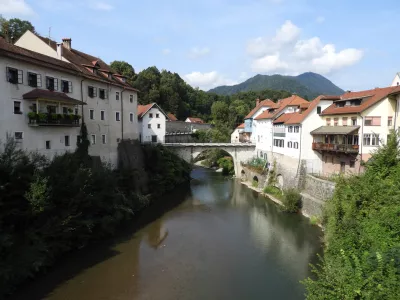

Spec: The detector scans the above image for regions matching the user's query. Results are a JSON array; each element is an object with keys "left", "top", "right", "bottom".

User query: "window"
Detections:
[
  {"left": 334, "top": 118, "right": 339, "bottom": 126},
  {"left": 363, "top": 133, "right": 380, "bottom": 146},
  {"left": 45, "top": 141, "right": 51, "bottom": 149},
  {"left": 28, "top": 72, "right": 41, "bottom": 87},
  {"left": 288, "top": 141, "right": 292, "bottom": 148},
  {"left": 62, "top": 107, "right": 68, "bottom": 114},
  {"left": 91, "top": 135, "right": 96, "bottom": 145},
  {"left": 61, "top": 80, "right": 72, "bottom": 93},
  {"left": 326, "top": 118, "right": 331, "bottom": 126},
  {"left": 352, "top": 118, "right": 357, "bottom": 126},
  {"left": 14, "top": 101, "right": 21, "bottom": 114},
  {"left": 317, "top": 106, "right": 321, "bottom": 114},
  {"left": 364, "top": 116, "right": 381, "bottom": 126},
  {"left": 46, "top": 76, "right": 58, "bottom": 91},
  {"left": 157, "top": 124, "right": 161, "bottom": 129},
  {"left": 89, "top": 109, "right": 94, "bottom": 120},
  {"left": 273, "top": 139, "right": 284, "bottom": 147},
  {"left": 100, "top": 110, "right": 105, "bottom": 120},
  {"left": 14, "top": 132, "right": 23, "bottom": 140},
  {"left": 115, "top": 112, "right": 120, "bottom": 121},
  {"left": 88, "top": 86, "right": 97, "bottom": 98},
  {"left": 152, "top": 135, "right": 157, "bottom": 142},
  {"left": 156, "top": 113, "right": 160, "bottom": 118},
  {"left": 130, "top": 113, "right": 133, "bottom": 122},
  {"left": 294, "top": 142, "right": 299, "bottom": 149},
  {"left": 388, "top": 116, "right": 393, "bottom": 126},
  {"left": 149, "top": 113, "right": 153, "bottom": 118},
  {"left": 47, "top": 105, "right": 57, "bottom": 114},
  {"left": 99, "top": 89, "right": 107, "bottom": 99},
  {"left": 75, "top": 108, "right": 79, "bottom": 115},
  {"left": 288, "top": 126, "right": 293, "bottom": 132},
  {"left": 148, "top": 124, "right": 151, "bottom": 129},
  {"left": 130, "top": 95, "right": 133, "bottom": 103},
  {"left": 116, "top": 92, "right": 120, "bottom": 100},
  {"left": 350, "top": 160, "right": 355, "bottom": 168},
  {"left": 6, "top": 67, "right": 23, "bottom": 84},
  {"left": 342, "top": 117, "right": 348, "bottom": 126},
  {"left": 294, "top": 126, "right": 299, "bottom": 133},
  {"left": 102, "top": 134, "right": 106, "bottom": 144},
  {"left": 64, "top": 136, "right": 70, "bottom": 147}
]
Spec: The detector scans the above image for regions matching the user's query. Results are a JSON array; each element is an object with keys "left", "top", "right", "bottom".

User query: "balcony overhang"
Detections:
[
  {"left": 310, "top": 125, "right": 359, "bottom": 135},
  {"left": 23, "top": 89, "right": 86, "bottom": 106}
]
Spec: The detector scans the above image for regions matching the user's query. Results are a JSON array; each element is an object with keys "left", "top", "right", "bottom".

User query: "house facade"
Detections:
[
  {"left": 391, "top": 72, "right": 400, "bottom": 87},
  {"left": 1, "top": 31, "right": 139, "bottom": 166},
  {"left": 231, "top": 123, "right": 245, "bottom": 143},
  {"left": 138, "top": 103, "right": 167, "bottom": 143}
]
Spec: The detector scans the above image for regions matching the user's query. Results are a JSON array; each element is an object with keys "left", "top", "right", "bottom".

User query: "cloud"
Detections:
[
  {"left": 316, "top": 16, "right": 325, "bottom": 23},
  {"left": 183, "top": 71, "right": 237, "bottom": 90},
  {"left": 188, "top": 47, "right": 211, "bottom": 59},
  {"left": 247, "top": 20, "right": 363, "bottom": 74},
  {"left": 162, "top": 48, "right": 171, "bottom": 55},
  {"left": 0, "top": 0, "right": 34, "bottom": 16},
  {"left": 90, "top": 2, "right": 114, "bottom": 11}
]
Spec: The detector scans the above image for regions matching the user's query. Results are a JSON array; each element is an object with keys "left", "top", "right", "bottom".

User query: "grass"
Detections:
[
  {"left": 309, "top": 215, "right": 320, "bottom": 226},
  {"left": 252, "top": 180, "right": 259, "bottom": 188},
  {"left": 263, "top": 185, "right": 283, "bottom": 200}
]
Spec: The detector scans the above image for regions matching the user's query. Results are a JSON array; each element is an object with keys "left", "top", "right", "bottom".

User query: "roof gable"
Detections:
[
  {"left": 254, "top": 95, "right": 307, "bottom": 120},
  {"left": 138, "top": 103, "right": 168, "bottom": 119},
  {"left": 244, "top": 99, "right": 276, "bottom": 119}
]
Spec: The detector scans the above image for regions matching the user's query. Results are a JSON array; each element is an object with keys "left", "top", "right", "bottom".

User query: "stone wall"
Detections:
[
  {"left": 165, "top": 133, "right": 195, "bottom": 143},
  {"left": 166, "top": 121, "right": 212, "bottom": 133},
  {"left": 241, "top": 166, "right": 268, "bottom": 190}
]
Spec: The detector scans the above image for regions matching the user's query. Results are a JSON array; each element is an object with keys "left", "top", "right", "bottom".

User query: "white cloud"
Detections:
[
  {"left": 188, "top": 47, "right": 211, "bottom": 59},
  {"left": 247, "top": 20, "right": 363, "bottom": 74},
  {"left": 90, "top": 1, "right": 114, "bottom": 11},
  {"left": 162, "top": 48, "right": 171, "bottom": 55},
  {"left": 316, "top": 16, "right": 325, "bottom": 23},
  {"left": 183, "top": 71, "right": 237, "bottom": 90},
  {"left": 0, "top": 0, "right": 34, "bottom": 16}
]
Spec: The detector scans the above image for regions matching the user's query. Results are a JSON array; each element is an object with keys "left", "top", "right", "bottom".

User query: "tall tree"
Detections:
[
  {"left": 110, "top": 61, "right": 136, "bottom": 84},
  {"left": 0, "top": 17, "right": 35, "bottom": 43}
]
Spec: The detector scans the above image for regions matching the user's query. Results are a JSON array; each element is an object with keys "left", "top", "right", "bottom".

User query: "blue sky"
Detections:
[{"left": 1, "top": 0, "right": 399, "bottom": 91}]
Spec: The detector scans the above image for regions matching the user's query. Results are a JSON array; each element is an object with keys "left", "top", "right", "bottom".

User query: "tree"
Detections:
[
  {"left": 0, "top": 17, "right": 35, "bottom": 43},
  {"left": 110, "top": 61, "right": 136, "bottom": 84}
]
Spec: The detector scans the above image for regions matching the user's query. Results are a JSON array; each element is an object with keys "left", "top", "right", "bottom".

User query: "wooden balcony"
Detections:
[
  {"left": 312, "top": 142, "right": 359, "bottom": 153},
  {"left": 28, "top": 113, "right": 81, "bottom": 127}
]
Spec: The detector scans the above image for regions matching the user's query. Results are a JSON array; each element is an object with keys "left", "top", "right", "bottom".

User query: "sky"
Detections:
[{"left": 1, "top": 0, "right": 399, "bottom": 92}]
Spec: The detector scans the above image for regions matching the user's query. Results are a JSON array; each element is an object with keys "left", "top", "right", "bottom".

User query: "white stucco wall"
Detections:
[
  {"left": 139, "top": 107, "right": 166, "bottom": 143},
  {"left": 391, "top": 74, "right": 400, "bottom": 87},
  {"left": 231, "top": 128, "right": 240, "bottom": 143},
  {"left": 250, "top": 106, "right": 271, "bottom": 144}
]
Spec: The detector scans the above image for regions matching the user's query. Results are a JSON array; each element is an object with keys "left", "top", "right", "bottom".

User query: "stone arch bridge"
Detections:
[{"left": 164, "top": 143, "right": 256, "bottom": 175}]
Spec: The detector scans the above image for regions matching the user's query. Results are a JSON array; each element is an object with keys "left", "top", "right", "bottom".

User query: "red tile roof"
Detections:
[
  {"left": 137, "top": 104, "right": 154, "bottom": 118},
  {"left": 321, "top": 87, "right": 400, "bottom": 116},
  {"left": 237, "top": 123, "right": 245, "bottom": 129},
  {"left": 23, "top": 89, "right": 85, "bottom": 105},
  {"left": 254, "top": 95, "right": 308, "bottom": 120},
  {"left": 167, "top": 113, "right": 178, "bottom": 121},
  {"left": 273, "top": 113, "right": 295, "bottom": 124},
  {"left": 187, "top": 117, "right": 204, "bottom": 123},
  {"left": 244, "top": 99, "right": 276, "bottom": 119}
]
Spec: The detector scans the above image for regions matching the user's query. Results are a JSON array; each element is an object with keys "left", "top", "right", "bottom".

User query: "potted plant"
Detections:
[
  {"left": 38, "top": 112, "right": 47, "bottom": 122},
  {"left": 68, "top": 108, "right": 73, "bottom": 114}
]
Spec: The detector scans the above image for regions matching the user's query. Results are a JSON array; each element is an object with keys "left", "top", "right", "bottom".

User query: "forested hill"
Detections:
[
  {"left": 112, "top": 63, "right": 291, "bottom": 127},
  {"left": 209, "top": 72, "right": 344, "bottom": 99}
]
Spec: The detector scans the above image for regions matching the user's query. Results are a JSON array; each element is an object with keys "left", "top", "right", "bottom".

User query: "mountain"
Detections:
[{"left": 209, "top": 72, "right": 344, "bottom": 99}]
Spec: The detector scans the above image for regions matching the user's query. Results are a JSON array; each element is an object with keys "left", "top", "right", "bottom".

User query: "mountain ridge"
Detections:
[{"left": 208, "top": 72, "right": 344, "bottom": 99}]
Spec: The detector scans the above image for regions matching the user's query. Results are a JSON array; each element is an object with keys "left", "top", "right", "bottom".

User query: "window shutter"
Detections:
[
  {"left": 37, "top": 74, "right": 42, "bottom": 87},
  {"left": 105, "top": 89, "right": 108, "bottom": 99},
  {"left": 68, "top": 81, "right": 72, "bottom": 93},
  {"left": 18, "top": 69, "right": 23, "bottom": 84},
  {"left": 54, "top": 78, "right": 59, "bottom": 90},
  {"left": 93, "top": 87, "right": 97, "bottom": 97}
]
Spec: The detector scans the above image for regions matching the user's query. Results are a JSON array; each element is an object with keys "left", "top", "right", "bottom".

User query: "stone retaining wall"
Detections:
[{"left": 241, "top": 166, "right": 268, "bottom": 190}]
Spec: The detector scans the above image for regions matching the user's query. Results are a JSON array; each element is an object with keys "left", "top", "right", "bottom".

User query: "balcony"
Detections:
[
  {"left": 28, "top": 113, "right": 81, "bottom": 127},
  {"left": 312, "top": 142, "right": 359, "bottom": 153},
  {"left": 273, "top": 132, "right": 286, "bottom": 137}
]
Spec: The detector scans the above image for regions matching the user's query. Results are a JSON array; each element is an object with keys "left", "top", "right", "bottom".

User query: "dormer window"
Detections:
[
  {"left": 7, "top": 67, "right": 23, "bottom": 84},
  {"left": 46, "top": 76, "right": 58, "bottom": 91},
  {"left": 108, "top": 74, "right": 112, "bottom": 80},
  {"left": 336, "top": 101, "right": 345, "bottom": 108}
]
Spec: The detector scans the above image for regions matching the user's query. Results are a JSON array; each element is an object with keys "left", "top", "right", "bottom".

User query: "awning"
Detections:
[
  {"left": 310, "top": 126, "right": 360, "bottom": 135},
  {"left": 23, "top": 89, "right": 86, "bottom": 105}
]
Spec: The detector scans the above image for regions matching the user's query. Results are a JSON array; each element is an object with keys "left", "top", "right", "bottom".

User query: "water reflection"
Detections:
[{"left": 11, "top": 167, "right": 322, "bottom": 300}]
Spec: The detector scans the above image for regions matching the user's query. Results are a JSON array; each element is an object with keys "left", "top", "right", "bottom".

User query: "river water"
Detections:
[{"left": 11, "top": 167, "right": 322, "bottom": 300}]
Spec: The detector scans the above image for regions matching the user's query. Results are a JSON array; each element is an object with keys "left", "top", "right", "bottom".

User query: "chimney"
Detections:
[
  {"left": 62, "top": 38, "right": 71, "bottom": 50},
  {"left": 346, "top": 90, "right": 351, "bottom": 93},
  {"left": 256, "top": 98, "right": 260, "bottom": 106},
  {"left": 56, "top": 42, "right": 62, "bottom": 60}
]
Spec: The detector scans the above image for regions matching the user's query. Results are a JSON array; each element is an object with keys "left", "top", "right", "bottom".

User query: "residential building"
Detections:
[
  {"left": 231, "top": 123, "right": 245, "bottom": 143},
  {"left": 243, "top": 98, "right": 276, "bottom": 144},
  {"left": 138, "top": 103, "right": 167, "bottom": 143},
  {"left": 391, "top": 72, "right": 400, "bottom": 87},
  {"left": 167, "top": 113, "right": 178, "bottom": 121},
  {"left": 313, "top": 87, "right": 400, "bottom": 175},
  {"left": 1, "top": 31, "right": 138, "bottom": 166},
  {"left": 185, "top": 117, "right": 204, "bottom": 123}
]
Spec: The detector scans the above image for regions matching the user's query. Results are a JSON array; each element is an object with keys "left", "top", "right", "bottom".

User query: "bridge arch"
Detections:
[{"left": 164, "top": 143, "right": 256, "bottom": 176}]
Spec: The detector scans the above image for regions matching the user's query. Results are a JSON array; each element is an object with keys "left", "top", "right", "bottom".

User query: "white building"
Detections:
[
  {"left": 138, "top": 103, "right": 167, "bottom": 143},
  {"left": 185, "top": 117, "right": 204, "bottom": 123},
  {"left": 391, "top": 72, "right": 400, "bottom": 87},
  {"left": 231, "top": 123, "right": 244, "bottom": 143},
  {"left": 0, "top": 31, "right": 139, "bottom": 166}
]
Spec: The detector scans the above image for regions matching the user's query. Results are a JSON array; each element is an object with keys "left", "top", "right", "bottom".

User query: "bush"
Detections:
[
  {"left": 309, "top": 215, "right": 320, "bottom": 226},
  {"left": 263, "top": 185, "right": 283, "bottom": 200},
  {"left": 282, "top": 188, "right": 301, "bottom": 213},
  {"left": 217, "top": 157, "right": 234, "bottom": 175},
  {"left": 242, "top": 157, "right": 267, "bottom": 174},
  {"left": 252, "top": 180, "right": 258, "bottom": 188}
]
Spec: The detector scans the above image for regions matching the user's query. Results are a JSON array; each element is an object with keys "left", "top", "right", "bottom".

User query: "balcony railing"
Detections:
[
  {"left": 28, "top": 113, "right": 81, "bottom": 127},
  {"left": 312, "top": 142, "right": 359, "bottom": 153},
  {"left": 273, "top": 132, "right": 286, "bottom": 137}
]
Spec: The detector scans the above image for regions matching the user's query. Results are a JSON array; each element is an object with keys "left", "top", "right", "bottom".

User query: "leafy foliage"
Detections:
[
  {"left": 263, "top": 185, "right": 283, "bottom": 200},
  {"left": 242, "top": 157, "right": 267, "bottom": 174},
  {"left": 303, "top": 131, "right": 400, "bottom": 299},
  {"left": 282, "top": 188, "right": 301, "bottom": 213},
  {"left": 110, "top": 61, "right": 136, "bottom": 84},
  {"left": 0, "top": 16, "right": 35, "bottom": 43},
  {"left": 217, "top": 157, "right": 234, "bottom": 175}
]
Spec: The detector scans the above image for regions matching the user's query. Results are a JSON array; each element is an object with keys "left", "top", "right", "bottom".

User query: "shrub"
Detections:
[
  {"left": 309, "top": 215, "right": 320, "bottom": 226},
  {"left": 263, "top": 185, "right": 283, "bottom": 200},
  {"left": 242, "top": 157, "right": 267, "bottom": 174},
  {"left": 252, "top": 180, "right": 258, "bottom": 188},
  {"left": 282, "top": 188, "right": 301, "bottom": 213},
  {"left": 217, "top": 157, "right": 234, "bottom": 175}
]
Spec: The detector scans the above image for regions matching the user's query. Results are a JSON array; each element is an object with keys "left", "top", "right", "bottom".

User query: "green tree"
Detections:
[
  {"left": 0, "top": 17, "right": 35, "bottom": 43},
  {"left": 110, "top": 61, "right": 136, "bottom": 84}
]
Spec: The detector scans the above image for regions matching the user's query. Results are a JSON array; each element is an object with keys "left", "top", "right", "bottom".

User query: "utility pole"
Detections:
[{"left": 48, "top": 27, "right": 51, "bottom": 44}]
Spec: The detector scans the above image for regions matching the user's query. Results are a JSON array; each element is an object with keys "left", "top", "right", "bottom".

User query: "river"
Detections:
[{"left": 11, "top": 167, "right": 322, "bottom": 300}]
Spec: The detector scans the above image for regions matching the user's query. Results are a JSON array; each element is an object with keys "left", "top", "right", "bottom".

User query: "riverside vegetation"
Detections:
[
  {"left": 0, "top": 124, "right": 191, "bottom": 297},
  {"left": 303, "top": 131, "right": 400, "bottom": 299}
]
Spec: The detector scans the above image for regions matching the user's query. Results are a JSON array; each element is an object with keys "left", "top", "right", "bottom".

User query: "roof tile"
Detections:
[{"left": 244, "top": 99, "right": 276, "bottom": 119}]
